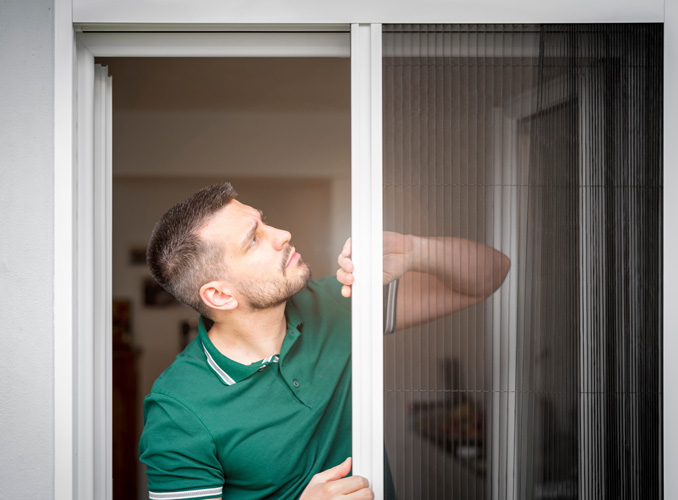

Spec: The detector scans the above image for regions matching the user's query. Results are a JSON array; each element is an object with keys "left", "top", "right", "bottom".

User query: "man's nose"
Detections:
[{"left": 269, "top": 226, "right": 292, "bottom": 250}]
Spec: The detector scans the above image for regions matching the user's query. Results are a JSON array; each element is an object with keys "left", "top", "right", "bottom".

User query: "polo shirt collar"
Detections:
[
  {"left": 199, "top": 302, "right": 305, "bottom": 386},
  {"left": 284, "top": 299, "right": 304, "bottom": 336}
]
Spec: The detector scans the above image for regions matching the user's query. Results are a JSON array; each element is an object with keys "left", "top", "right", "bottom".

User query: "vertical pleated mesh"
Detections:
[{"left": 382, "top": 24, "right": 662, "bottom": 500}]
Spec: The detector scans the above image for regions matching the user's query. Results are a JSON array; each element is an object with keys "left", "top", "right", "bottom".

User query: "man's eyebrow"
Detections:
[{"left": 241, "top": 221, "right": 258, "bottom": 250}]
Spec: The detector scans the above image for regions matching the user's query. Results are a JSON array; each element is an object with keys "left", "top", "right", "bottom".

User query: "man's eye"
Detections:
[{"left": 249, "top": 236, "right": 257, "bottom": 248}]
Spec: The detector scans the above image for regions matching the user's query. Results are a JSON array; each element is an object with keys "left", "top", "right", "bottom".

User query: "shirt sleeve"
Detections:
[{"left": 139, "top": 392, "right": 224, "bottom": 500}]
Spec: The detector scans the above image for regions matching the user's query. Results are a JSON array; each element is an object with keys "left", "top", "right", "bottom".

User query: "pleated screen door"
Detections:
[{"left": 382, "top": 24, "right": 663, "bottom": 499}]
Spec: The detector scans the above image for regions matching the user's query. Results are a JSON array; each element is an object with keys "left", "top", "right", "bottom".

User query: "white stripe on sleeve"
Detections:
[{"left": 149, "top": 486, "right": 223, "bottom": 499}]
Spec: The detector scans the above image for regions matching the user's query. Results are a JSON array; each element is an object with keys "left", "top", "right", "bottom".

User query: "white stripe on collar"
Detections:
[
  {"left": 260, "top": 355, "right": 280, "bottom": 366},
  {"left": 202, "top": 343, "right": 236, "bottom": 385}
]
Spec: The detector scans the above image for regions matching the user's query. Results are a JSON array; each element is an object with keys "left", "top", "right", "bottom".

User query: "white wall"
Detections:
[{"left": 0, "top": 0, "right": 55, "bottom": 498}]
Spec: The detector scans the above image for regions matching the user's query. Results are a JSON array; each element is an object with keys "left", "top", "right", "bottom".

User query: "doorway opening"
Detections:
[{"left": 99, "top": 56, "right": 351, "bottom": 499}]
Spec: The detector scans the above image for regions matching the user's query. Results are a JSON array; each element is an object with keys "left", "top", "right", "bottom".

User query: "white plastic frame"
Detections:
[
  {"left": 664, "top": 3, "right": 678, "bottom": 497},
  {"left": 76, "top": 32, "right": 350, "bottom": 57},
  {"left": 53, "top": 7, "right": 677, "bottom": 500},
  {"left": 350, "top": 23, "right": 384, "bottom": 496}
]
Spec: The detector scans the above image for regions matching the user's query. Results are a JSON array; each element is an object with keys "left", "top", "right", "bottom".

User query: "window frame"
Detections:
[{"left": 54, "top": 7, "right": 677, "bottom": 500}]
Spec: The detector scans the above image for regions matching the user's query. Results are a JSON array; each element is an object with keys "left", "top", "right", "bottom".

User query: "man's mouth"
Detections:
[{"left": 285, "top": 247, "right": 300, "bottom": 268}]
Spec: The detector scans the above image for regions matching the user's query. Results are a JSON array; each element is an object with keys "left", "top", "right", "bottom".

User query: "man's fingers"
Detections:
[
  {"left": 342, "top": 237, "right": 352, "bottom": 257},
  {"left": 337, "top": 268, "right": 354, "bottom": 298},
  {"left": 337, "top": 253, "right": 354, "bottom": 272},
  {"left": 325, "top": 475, "right": 371, "bottom": 496},
  {"left": 301, "top": 458, "right": 373, "bottom": 500},
  {"left": 345, "top": 486, "right": 375, "bottom": 500},
  {"left": 336, "top": 268, "right": 354, "bottom": 285},
  {"left": 312, "top": 457, "right": 352, "bottom": 483},
  {"left": 337, "top": 237, "right": 354, "bottom": 298}
]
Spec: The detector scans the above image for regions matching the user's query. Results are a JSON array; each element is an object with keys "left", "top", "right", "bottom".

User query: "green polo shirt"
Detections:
[{"left": 139, "top": 276, "right": 352, "bottom": 500}]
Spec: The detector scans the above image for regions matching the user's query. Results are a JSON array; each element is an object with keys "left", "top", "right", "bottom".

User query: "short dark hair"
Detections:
[{"left": 146, "top": 182, "right": 237, "bottom": 318}]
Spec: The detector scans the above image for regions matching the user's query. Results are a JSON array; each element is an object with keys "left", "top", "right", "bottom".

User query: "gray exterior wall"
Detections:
[{"left": 0, "top": 0, "right": 55, "bottom": 498}]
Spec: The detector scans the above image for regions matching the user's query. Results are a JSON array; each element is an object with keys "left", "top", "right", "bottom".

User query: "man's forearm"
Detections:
[
  {"left": 337, "top": 232, "right": 510, "bottom": 327},
  {"left": 408, "top": 235, "right": 510, "bottom": 299}
]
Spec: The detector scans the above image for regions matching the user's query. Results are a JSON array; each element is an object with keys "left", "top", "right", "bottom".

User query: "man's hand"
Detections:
[
  {"left": 336, "top": 238, "right": 355, "bottom": 298},
  {"left": 299, "top": 458, "right": 374, "bottom": 500},
  {"left": 336, "top": 233, "right": 413, "bottom": 298}
]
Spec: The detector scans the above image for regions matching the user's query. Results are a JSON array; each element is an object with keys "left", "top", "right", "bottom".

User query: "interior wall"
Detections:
[
  {"left": 99, "top": 58, "right": 350, "bottom": 178},
  {"left": 0, "top": 0, "right": 55, "bottom": 498},
  {"left": 101, "top": 56, "right": 352, "bottom": 264}
]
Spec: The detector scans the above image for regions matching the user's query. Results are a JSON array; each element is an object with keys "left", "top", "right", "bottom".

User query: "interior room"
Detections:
[{"left": 100, "top": 56, "right": 351, "bottom": 499}]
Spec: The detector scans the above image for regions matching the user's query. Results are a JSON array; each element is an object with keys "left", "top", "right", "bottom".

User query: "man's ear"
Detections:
[{"left": 200, "top": 281, "right": 238, "bottom": 312}]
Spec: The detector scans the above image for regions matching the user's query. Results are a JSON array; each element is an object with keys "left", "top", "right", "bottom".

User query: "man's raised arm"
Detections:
[{"left": 336, "top": 232, "right": 510, "bottom": 330}]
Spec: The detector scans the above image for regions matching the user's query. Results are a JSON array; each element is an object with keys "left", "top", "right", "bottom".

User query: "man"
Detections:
[{"left": 139, "top": 182, "right": 509, "bottom": 500}]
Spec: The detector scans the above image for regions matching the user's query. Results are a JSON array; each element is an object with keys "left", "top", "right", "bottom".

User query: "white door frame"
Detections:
[{"left": 350, "top": 23, "right": 384, "bottom": 496}]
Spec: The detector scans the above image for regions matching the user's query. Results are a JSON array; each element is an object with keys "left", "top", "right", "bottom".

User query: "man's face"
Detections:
[{"left": 199, "top": 200, "right": 311, "bottom": 310}]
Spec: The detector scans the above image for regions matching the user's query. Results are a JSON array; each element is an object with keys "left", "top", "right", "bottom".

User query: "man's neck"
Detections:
[{"left": 207, "top": 302, "right": 288, "bottom": 365}]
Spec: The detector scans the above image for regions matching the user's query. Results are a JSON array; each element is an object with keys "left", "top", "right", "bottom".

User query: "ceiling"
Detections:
[{"left": 97, "top": 57, "right": 350, "bottom": 112}]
